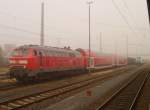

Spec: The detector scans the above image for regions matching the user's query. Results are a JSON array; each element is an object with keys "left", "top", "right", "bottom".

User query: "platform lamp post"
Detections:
[{"left": 87, "top": 1, "right": 94, "bottom": 72}]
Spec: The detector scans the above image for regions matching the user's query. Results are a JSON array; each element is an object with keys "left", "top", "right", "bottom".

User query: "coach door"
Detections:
[{"left": 89, "top": 57, "right": 94, "bottom": 68}]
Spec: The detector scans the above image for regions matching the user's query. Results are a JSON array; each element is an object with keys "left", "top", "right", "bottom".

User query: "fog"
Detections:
[{"left": 0, "top": 0, "right": 149, "bottom": 58}]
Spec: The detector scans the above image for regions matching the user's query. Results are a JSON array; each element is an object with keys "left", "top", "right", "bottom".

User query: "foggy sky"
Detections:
[{"left": 0, "top": 0, "right": 149, "bottom": 58}]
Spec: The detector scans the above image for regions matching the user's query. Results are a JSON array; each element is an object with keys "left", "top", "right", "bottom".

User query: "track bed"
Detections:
[{"left": 0, "top": 66, "right": 136, "bottom": 110}]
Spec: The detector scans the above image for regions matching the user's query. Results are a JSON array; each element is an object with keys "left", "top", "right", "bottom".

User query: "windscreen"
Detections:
[{"left": 11, "top": 48, "right": 29, "bottom": 56}]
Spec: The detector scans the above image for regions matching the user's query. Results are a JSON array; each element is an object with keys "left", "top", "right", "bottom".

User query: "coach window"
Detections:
[
  {"left": 59, "top": 52, "right": 62, "bottom": 57},
  {"left": 39, "top": 51, "right": 43, "bottom": 56},
  {"left": 59, "top": 52, "right": 61, "bottom": 57},
  {"left": 55, "top": 52, "right": 58, "bottom": 56},
  {"left": 33, "top": 50, "right": 37, "bottom": 56},
  {"left": 65, "top": 53, "right": 68, "bottom": 57},
  {"left": 64, "top": 52, "right": 66, "bottom": 57},
  {"left": 47, "top": 51, "right": 49, "bottom": 56},
  {"left": 56, "top": 52, "right": 59, "bottom": 57},
  {"left": 42, "top": 51, "right": 45, "bottom": 56},
  {"left": 52, "top": 51, "right": 55, "bottom": 56},
  {"left": 67, "top": 53, "right": 70, "bottom": 57},
  {"left": 56, "top": 52, "right": 59, "bottom": 56},
  {"left": 47, "top": 50, "right": 49, "bottom": 56},
  {"left": 50, "top": 51, "right": 53, "bottom": 56},
  {"left": 69, "top": 53, "right": 72, "bottom": 57},
  {"left": 50, "top": 51, "right": 52, "bottom": 56},
  {"left": 62, "top": 53, "right": 64, "bottom": 57},
  {"left": 65, "top": 53, "right": 67, "bottom": 57},
  {"left": 53, "top": 51, "right": 56, "bottom": 56},
  {"left": 45, "top": 51, "right": 47, "bottom": 56}
]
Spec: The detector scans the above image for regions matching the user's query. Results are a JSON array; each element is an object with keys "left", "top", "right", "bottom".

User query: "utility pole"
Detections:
[
  {"left": 115, "top": 40, "right": 118, "bottom": 65},
  {"left": 87, "top": 1, "right": 93, "bottom": 70},
  {"left": 40, "top": 2, "right": 44, "bottom": 46},
  {"left": 99, "top": 32, "right": 102, "bottom": 53},
  {"left": 146, "top": 0, "right": 150, "bottom": 23},
  {"left": 126, "top": 35, "right": 128, "bottom": 64},
  {"left": 136, "top": 45, "right": 138, "bottom": 62}
]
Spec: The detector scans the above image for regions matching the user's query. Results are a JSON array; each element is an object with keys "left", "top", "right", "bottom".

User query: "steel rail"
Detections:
[
  {"left": 0, "top": 66, "right": 137, "bottom": 110},
  {"left": 0, "top": 66, "right": 130, "bottom": 95},
  {"left": 96, "top": 70, "right": 149, "bottom": 110},
  {"left": 0, "top": 70, "right": 124, "bottom": 110},
  {"left": 0, "top": 73, "right": 9, "bottom": 80},
  {"left": 128, "top": 72, "right": 149, "bottom": 110},
  {"left": 0, "top": 66, "right": 126, "bottom": 92}
]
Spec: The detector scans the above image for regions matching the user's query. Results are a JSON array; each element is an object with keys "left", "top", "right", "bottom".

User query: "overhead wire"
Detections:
[
  {"left": 0, "top": 11, "right": 61, "bottom": 38},
  {"left": 0, "top": 23, "right": 69, "bottom": 41},
  {"left": 0, "top": 24, "right": 40, "bottom": 36},
  {"left": 111, "top": 0, "right": 139, "bottom": 37},
  {"left": 122, "top": 0, "right": 133, "bottom": 16},
  {"left": 95, "top": 21, "right": 148, "bottom": 30},
  {"left": 0, "top": 11, "right": 40, "bottom": 24},
  {"left": 121, "top": 0, "right": 142, "bottom": 31},
  {"left": 0, "top": 10, "right": 57, "bottom": 31},
  {"left": 121, "top": 0, "right": 149, "bottom": 40}
]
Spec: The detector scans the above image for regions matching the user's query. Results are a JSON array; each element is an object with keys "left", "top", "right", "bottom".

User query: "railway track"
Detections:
[
  {"left": 0, "top": 66, "right": 135, "bottom": 110},
  {"left": 0, "top": 73, "right": 9, "bottom": 80},
  {"left": 0, "top": 81, "right": 18, "bottom": 91},
  {"left": 0, "top": 66, "right": 130, "bottom": 92},
  {"left": 96, "top": 69, "right": 150, "bottom": 110},
  {"left": 0, "top": 73, "right": 19, "bottom": 91},
  {"left": 133, "top": 69, "right": 150, "bottom": 110}
]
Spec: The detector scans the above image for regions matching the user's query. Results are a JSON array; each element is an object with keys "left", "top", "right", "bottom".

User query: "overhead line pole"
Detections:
[
  {"left": 99, "top": 32, "right": 102, "bottom": 53},
  {"left": 146, "top": 0, "right": 150, "bottom": 23},
  {"left": 115, "top": 40, "right": 118, "bottom": 65},
  {"left": 87, "top": 1, "right": 93, "bottom": 72},
  {"left": 88, "top": 1, "right": 91, "bottom": 67},
  {"left": 126, "top": 35, "right": 128, "bottom": 64},
  {"left": 40, "top": 2, "right": 44, "bottom": 46}
]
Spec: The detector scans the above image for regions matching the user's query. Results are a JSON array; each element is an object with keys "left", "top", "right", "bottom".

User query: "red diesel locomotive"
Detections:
[{"left": 9, "top": 45, "right": 127, "bottom": 81}]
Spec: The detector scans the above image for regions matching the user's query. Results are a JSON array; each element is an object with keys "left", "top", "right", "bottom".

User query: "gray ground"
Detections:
[{"left": 45, "top": 66, "right": 144, "bottom": 110}]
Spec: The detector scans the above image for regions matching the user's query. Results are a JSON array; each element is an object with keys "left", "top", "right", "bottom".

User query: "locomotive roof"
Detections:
[{"left": 16, "top": 45, "right": 80, "bottom": 55}]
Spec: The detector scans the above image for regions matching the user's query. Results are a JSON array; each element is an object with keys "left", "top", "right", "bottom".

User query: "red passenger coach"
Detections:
[{"left": 76, "top": 49, "right": 115, "bottom": 69}]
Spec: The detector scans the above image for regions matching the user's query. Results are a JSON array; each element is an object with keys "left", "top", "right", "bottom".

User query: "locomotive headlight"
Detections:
[
  {"left": 19, "top": 60, "right": 28, "bottom": 64},
  {"left": 9, "top": 60, "right": 16, "bottom": 64}
]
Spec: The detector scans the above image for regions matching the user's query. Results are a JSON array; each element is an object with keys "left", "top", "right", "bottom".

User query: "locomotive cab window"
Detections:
[{"left": 11, "top": 48, "right": 29, "bottom": 56}]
